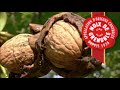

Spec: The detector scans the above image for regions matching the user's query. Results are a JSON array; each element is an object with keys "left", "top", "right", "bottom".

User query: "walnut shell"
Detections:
[
  {"left": 44, "top": 20, "right": 83, "bottom": 70},
  {"left": 0, "top": 34, "right": 34, "bottom": 73}
]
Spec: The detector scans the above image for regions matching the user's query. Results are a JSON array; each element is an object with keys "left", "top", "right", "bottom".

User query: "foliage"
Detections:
[
  {"left": 0, "top": 12, "right": 7, "bottom": 32},
  {"left": 88, "top": 50, "right": 120, "bottom": 78},
  {"left": 0, "top": 12, "right": 120, "bottom": 78}
]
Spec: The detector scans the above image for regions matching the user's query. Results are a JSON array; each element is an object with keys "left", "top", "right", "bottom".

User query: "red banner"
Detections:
[{"left": 82, "top": 12, "right": 118, "bottom": 64}]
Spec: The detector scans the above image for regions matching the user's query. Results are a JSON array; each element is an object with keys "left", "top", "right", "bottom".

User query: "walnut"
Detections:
[
  {"left": 44, "top": 20, "right": 83, "bottom": 70},
  {"left": 0, "top": 34, "right": 33, "bottom": 73},
  {"left": 0, "top": 34, "right": 51, "bottom": 78}
]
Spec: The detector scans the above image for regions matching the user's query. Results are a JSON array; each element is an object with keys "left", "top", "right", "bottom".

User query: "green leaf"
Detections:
[
  {"left": 39, "top": 12, "right": 59, "bottom": 24},
  {"left": 0, "top": 12, "right": 7, "bottom": 32},
  {"left": 106, "top": 12, "right": 120, "bottom": 53},
  {"left": 75, "top": 12, "right": 91, "bottom": 18},
  {"left": 0, "top": 65, "right": 9, "bottom": 78}
]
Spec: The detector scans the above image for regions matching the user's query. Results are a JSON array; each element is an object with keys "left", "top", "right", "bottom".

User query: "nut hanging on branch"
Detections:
[
  {"left": 0, "top": 12, "right": 102, "bottom": 78},
  {"left": 36, "top": 12, "right": 102, "bottom": 78}
]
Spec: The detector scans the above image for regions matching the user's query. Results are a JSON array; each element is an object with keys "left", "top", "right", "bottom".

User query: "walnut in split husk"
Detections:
[
  {"left": 0, "top": 33, "right": 51, "bottom": 78},
  {"left": 45, "top": 20, "right": 83, "bottom": 70},
  {"left": 36, "top": 12, "right": 102, "bottom": 78}
]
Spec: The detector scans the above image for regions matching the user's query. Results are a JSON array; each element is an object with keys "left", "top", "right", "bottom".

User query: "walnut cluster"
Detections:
[{"left": 0, "top": 12, "right": 101, "bottom": 78}]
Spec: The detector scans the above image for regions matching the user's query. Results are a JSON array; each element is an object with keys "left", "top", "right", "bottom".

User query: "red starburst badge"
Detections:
[{"left": 82, "top": 12, "right": 118, "bottom": 64}]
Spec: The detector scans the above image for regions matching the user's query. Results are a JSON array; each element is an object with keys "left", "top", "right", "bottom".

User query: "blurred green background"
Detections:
[{"left": 0, "top": 12, "right": 120, "bottom": 78}]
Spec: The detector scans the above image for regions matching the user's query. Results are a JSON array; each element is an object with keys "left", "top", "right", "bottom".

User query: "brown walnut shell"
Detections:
[
  {"left": 0, "top": 34, "right": 51, "bottom": 78},
  {"left": 44, "top": 20, "right": 83, "bottom": 70},
  {"left": 0, "top": 34, "right": 34, "bottom": 73}
]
